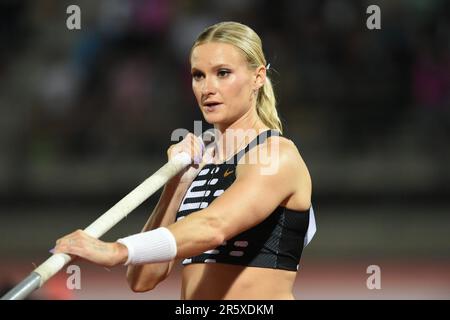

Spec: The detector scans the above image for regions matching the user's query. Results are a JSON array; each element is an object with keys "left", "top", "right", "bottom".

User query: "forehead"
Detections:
[{"left": 191, "top": 42, "right": 247, "bottom": 68}]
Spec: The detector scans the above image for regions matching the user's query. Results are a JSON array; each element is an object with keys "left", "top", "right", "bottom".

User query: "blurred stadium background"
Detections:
[{"left": 0, "top": 0, "right": 449, "bottom": 299}]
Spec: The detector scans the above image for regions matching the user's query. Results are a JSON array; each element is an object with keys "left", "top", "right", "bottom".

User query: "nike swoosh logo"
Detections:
[{"left": 224, "top": 169, "right": 234, "bottom": 178}]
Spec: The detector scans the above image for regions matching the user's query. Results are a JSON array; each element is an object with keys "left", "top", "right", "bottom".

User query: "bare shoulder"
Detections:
[
  {"left": 266, "top": 135, "right": 312, "bottom": 209},
  {"left": 268, "top": 136, "right": 310, "bottom": 176},
  {"left": 240, "top": 135, "right": 311, "bottom": 184}
]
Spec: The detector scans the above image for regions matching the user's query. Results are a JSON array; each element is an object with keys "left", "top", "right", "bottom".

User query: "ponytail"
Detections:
[{"left": 257, "top": 75, "right": 282, "bottom": 133}]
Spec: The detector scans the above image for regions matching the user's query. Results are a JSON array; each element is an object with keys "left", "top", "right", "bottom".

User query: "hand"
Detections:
[
  {"left": 53, "top": 230, "right": 128, "bottom": 268},
  {"left": 167, "top": 133, "right": 213, "bottom": 184}
]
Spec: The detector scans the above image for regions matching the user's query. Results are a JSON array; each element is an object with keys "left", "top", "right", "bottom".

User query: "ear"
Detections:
[{"left": 253, "top": 65, "right": 266, "bottom": 91}]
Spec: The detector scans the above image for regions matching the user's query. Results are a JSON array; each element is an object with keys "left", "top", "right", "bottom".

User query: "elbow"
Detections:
[
  {"left": 128, "top": 281, "right": 149, "bottom": 293},
  {"left": 127, "top": 275, "right": 163, "bottom": 293},
  {"left": 129, "top": 281, "right": 157, "bottom": 293},
  {"left": 126, "top": 268, "right": 166, "bottom": 293}
]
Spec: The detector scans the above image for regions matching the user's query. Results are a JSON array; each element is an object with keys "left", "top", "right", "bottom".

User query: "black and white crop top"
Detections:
[{"left": 175, "top": 130, "right": 316, "bottom": 271}]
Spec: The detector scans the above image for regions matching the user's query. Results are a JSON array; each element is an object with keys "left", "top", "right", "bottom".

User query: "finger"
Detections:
[
  {"left": 54, "top": 241, "right": 82, "bottom": 257},
  {"left": 193, "top": 143, "right": 202, "bottom": 164},
  {"left": 181, "top": 134, "right": 198, "bottom": 163},
  {"left": 190, "top": 135, "right": 203, "bottom": 164},
  {"left": 200, "top": 138, "right": 205, "bottom": 154},
  {"left": 55, "top": 235, "right": 80, "bottom": 250}
]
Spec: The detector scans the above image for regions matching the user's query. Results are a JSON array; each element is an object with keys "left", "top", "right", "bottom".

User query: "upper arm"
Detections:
[{"left": 202, "top": 137, "right": 308, "bottom": 240}]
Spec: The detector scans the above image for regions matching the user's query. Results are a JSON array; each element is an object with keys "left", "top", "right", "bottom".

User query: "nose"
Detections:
[{"left": 201, "top": 76, "right": 217, "bottom": 96}]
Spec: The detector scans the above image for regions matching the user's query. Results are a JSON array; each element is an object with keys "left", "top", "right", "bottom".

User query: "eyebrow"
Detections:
[{"left": 191, "top": 64, "right": 233, "bottom": 73}]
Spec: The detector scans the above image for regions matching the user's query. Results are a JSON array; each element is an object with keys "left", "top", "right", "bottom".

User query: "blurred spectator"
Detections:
[{"left": 1, "top": 0, "right": 449, "bottom": 200}]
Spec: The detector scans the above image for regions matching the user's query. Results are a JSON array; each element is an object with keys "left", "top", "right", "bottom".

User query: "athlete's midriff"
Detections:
[{"left": 181, "top": 263, "right": 296, "bottom": 300}]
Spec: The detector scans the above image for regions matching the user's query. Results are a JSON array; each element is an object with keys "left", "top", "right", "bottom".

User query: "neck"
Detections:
[{"left": 212, "top": 109, "right": 269, "bottom": 163}]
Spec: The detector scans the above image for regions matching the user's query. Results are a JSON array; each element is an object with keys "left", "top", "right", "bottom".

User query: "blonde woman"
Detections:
[{"left": 54, "top": 21, "right": 316, "bottom": 300}]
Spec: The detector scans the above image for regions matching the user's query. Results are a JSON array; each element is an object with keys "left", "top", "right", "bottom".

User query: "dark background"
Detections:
[{"left": 1, "top": 0, "right": 449, "bottom": 299}]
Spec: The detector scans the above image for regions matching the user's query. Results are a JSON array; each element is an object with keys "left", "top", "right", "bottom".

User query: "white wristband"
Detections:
[{"left": 117, "top": 227, "right": 177, "bottom": 266}]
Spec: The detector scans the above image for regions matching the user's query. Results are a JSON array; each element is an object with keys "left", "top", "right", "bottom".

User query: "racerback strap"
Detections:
[{"left": 227, "top": 129, "right": 281, "bottom": 164}]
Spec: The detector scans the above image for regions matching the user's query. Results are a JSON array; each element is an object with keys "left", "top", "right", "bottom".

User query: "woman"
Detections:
[{"left": 54, "top": 21, "right": 316, "bottom": 300}]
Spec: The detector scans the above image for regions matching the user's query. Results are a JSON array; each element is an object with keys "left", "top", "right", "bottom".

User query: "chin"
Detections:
[{"left": 202, "top": 113, "right": 225, "bottom": 125}]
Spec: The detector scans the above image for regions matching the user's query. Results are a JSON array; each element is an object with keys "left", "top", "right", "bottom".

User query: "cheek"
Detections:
[{"left": 226, "top": 76, "right": 251, "bottom": 101}]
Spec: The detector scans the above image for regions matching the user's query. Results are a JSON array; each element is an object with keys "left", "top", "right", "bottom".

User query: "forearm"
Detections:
[
  {"left": 142, "top": 178, "right": 188, "bottom": 231},
  {"left": 126, "top": 179, "right": 189, "bottom": 291},
  {"left": 167, "top": 209, "right": 225, "bottom": 259}
]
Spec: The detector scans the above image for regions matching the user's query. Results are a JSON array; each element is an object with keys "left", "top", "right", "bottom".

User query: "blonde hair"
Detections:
[{"left": 191, "top": 21, "right": 282, "bottom": 133}]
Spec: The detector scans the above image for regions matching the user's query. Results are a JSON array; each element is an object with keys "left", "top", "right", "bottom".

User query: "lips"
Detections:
[
  {"left": 203, "top": 101, "right": 223, "bottom": 112},
  {"left": 203, "top": 101, "right": 222, "bottom": 107}
]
